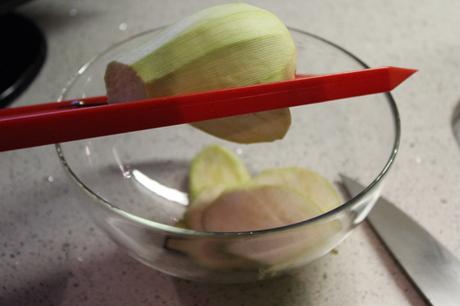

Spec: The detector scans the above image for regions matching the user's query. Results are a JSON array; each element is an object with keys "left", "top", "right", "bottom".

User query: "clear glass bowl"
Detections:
[{"left": 56, "top": 28, "right": 400, "bottom": 283}]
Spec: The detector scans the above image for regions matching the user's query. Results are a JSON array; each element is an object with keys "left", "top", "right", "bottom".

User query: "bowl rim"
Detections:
[{"left": 56, "top": 27, "right": 400, "bottom": 238}]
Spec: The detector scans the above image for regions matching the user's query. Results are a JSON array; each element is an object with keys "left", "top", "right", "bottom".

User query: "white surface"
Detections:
[{"left": 2, "top": 0, "right": 460, "bottom": 305}]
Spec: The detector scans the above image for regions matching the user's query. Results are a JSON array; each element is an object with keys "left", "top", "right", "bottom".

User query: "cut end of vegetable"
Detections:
[{"left": 105, "top": 61, "right": 146, "bottom": 103}]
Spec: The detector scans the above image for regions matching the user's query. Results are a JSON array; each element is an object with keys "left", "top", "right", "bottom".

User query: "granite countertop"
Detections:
[{"left": 2, "top": 1, "right": 460, "bottom": 305}]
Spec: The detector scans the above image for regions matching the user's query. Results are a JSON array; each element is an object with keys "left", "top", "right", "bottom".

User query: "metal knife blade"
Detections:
[{"left": 341, "top": 175, "right": 460, "bottom": 306}]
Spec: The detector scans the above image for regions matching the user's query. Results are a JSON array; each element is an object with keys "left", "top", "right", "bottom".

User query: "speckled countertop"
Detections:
[{"left": 1, "top": 1, "right": 460, "bottom": 305}]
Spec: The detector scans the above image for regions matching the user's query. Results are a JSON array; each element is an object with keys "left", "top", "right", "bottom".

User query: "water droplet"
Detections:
[
  {"left": 236, "top": 148, "right": 243, "bottom": 155},
  {"left": 69, "top": 8, "right": 78, "bottom": 17},
  {"left": 118, "top": 22, "right": 128, "bottom": 31},
  {"left": 47, "top": 176, "right": 55, "bottom": 183}
]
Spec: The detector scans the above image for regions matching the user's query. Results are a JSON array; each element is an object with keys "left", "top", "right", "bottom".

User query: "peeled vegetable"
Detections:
[
  {"left": 226, "top": 219, "right": 343, "bottom": 274},
  {"left": 254, "top": 167, "right": 342, "bottom": 212},
  {"left": 202, "top": 185, "right": 322, "bottom": 232},
  {"left": 104, "top": 3, "right": 296, "bottom": 143},
  {"left": 183, "top": 145, "right": 342, "bottom": 232},
  {"left": 165, "top": 238, "right": 256, "bottom": 270},
  {"left": 185, "top": 145, "right": 249, "bottom": 230},
  {"left": 189, "top": 145, "right": 249, "bottom": 201},
  {"left": 168, "top": 144, "right": 344, "bottom": 272},
  {"left": 184, "top": 186, "right": 224, "bottom": 231}
]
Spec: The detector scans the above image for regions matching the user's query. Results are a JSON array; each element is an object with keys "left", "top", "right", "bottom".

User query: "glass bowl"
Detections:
[{"left": 56, "top": 27, "right": 400, "bottom": 283}]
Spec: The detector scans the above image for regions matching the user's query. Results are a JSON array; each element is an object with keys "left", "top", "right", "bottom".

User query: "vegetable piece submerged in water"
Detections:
[
  {"left": 189, "top": 145, "right": 250, "bottom": 201},
  {"left": 201, "top": 185, "right": 323, "bottom": 232},
  {"left": 253, "top": 167, "right": 342, "bottom": 212},
  {"left": 182, "top": 144, "right": 342, "bottom": 232},
  {"left": 168, "top": 144, "right": 343, "bottom": 271},
  {"left": 104, "top": 3, "right": 296, "bottom": 144},
  {"left": 185, "top": 144, "right": 250, "bottom": 230}
]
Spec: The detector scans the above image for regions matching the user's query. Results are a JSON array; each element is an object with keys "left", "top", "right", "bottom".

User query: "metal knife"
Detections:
[{"left": 341, "top": 175, "right": 460, "bottom": 306}]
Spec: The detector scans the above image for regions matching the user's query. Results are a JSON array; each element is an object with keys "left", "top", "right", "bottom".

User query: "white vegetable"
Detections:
[
  {"left": 201, "top": 185, "right": 322, "bottom": 232},
  {"left": 254, "top": 167, "right": 342, "bottom": 212}
]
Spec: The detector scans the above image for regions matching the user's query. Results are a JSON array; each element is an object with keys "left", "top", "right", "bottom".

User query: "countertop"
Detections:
[{"left": 2, "top": 0, "right": 460, "bottom": 305}]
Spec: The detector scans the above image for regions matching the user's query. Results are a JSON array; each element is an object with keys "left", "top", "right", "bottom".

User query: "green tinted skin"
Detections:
[
  {"left": 189, "top": 145, "right": 250, "bottom": 201},
  {"left": 130, "top": 5, "right": 296, "bottom": 96}
]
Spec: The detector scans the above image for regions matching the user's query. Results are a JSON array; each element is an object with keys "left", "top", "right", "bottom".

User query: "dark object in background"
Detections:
[{"left": 0, "top": 2, "right": 47, "bottom": 108}]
